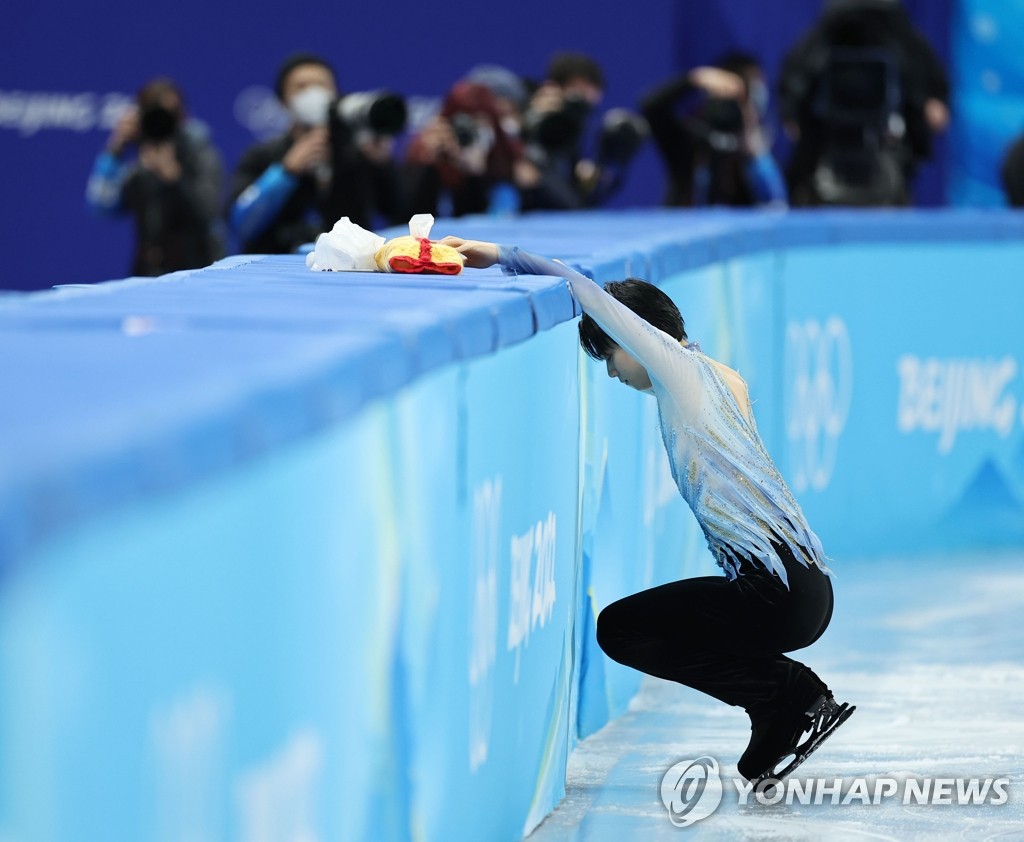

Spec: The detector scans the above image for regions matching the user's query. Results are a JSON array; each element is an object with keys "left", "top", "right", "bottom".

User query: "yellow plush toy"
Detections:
[
  {"left": 306, "top": 213, "right": 465, "bottom": 275},
  {"left": 374, "top": 236, "right": 465, "bottom": 275}
]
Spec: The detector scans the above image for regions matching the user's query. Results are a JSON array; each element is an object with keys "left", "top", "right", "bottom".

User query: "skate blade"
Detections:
[{"left": 753, "top": 703, "right": 856, "bottom": 799}]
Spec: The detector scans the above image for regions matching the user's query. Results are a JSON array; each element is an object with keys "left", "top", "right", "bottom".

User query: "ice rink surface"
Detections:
[{"left": 529, "top": 551, "right": 1024, "bottom": 841}]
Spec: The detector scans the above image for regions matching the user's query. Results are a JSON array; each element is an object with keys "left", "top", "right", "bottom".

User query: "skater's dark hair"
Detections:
[{"left": 578, "top": 278, "right": 687, "bottom": 360}]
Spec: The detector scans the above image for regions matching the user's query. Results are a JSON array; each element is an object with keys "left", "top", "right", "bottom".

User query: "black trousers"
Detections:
[{"left": 596, "top": 545, "right": 834, "bottom": 718}]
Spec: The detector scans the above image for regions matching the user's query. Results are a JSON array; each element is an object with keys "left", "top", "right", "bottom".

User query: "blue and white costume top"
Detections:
[{"left": 498, "top": 245, "right": 829, "bottom": 588}]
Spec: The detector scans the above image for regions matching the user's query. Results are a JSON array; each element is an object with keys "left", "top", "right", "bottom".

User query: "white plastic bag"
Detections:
[{"left": 305, "top": 217, "right": 386, "bottom": 272}]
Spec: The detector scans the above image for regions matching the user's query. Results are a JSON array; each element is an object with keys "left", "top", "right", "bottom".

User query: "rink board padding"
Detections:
[{"left": 2, "top": 210, "right": 1024, "bottom": 839}]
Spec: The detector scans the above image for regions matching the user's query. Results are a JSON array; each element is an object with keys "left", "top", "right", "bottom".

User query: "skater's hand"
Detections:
[{"left": 436, "top": 236, "right": 500, "bottom": 269}]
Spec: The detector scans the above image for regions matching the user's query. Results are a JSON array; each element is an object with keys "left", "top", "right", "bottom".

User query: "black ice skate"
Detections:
[{"left": 749, "top": 694, "right": 856, "bottom": 797}]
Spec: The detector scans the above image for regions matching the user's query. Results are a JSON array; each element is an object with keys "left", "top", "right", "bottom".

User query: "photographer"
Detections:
[
  {"left": 229, "top": 53, "right": 406, "bottom": 254},
  {"left": 520, "top": 52, "right": 645, "bottom": 211},
  {"left": 641, "top": 54, "right": 787, "bottom": 208},
  {"left": 404, "top": 81, "right": 525, "bottom": 217},
  {"left": 86, "top": 77, "right": 224, "bottom": 276},
  {"left": 779, "top": 0, "right": 950, "bottom": 206},
  {"left": 1002, "top": 133, "right": 1024, "bottom": 207}
]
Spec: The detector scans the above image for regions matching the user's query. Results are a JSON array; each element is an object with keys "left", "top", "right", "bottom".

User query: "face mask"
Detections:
[
  {"left": 500, "top": 116, "right": 521, "bottom": 137},
  {"left": 289, "top": 85, "right": 333, "bottom": 127}
]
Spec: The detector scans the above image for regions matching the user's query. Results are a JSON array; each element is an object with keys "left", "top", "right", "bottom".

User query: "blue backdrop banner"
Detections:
[
  {"left": 4, "top": 0, "right": 961, "bottom": 293},
  {"left": 949, "top": 0, "right": 1024, "bottom": 205}
]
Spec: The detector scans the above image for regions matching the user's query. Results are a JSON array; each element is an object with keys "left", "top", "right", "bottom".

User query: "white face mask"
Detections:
[{"left": 289, "top": 85, "right": 333, "bottom": 127}]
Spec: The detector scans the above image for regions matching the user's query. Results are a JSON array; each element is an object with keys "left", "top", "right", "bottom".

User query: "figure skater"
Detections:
[{"left": 440, "top": 235, "right": 855, "bottom": 787}]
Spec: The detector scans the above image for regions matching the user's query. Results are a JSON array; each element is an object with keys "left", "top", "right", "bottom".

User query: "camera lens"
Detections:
[
  {"left": 598, "top": 109, "right": 649, "bottom": 166},
  {"left": 337, "top": 91, "right": 408, "bottom": 137},
  {"left": 139, "top": 105, "right": 178, "bottom": 142},
  {"left": 704, "top": 99, "right": 744, "bottom": 135},
  {"left": 526, "top": 94, "right": 591, "bottom": 150},
  {"left": 365, "top": 93, "right": 407, "bottom": 136},
  {"left": 450, "top": 113, "right": 479, "bottom": 148}
]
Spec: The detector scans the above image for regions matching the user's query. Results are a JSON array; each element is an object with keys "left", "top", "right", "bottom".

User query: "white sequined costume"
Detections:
[{"left": 499, "top": 244, "right": 829, "bottom": 588}]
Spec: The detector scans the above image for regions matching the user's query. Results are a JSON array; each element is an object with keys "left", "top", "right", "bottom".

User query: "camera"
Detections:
[
  {"left": 335, "top": 91, "right": 408, "bottom": 138},
  {"left": 596, "top": 109, "right": 648, "bottom": 168},
  {"left": 817, "top": 50, "right": 897, "bottom": 124},
  {"left": 524, "top": 94, "right": 591, "bottom": 151},
  {"left": 812, "top": 48, "right": 908, "bottom": 205},
  {"left": 692, "top": 98, "right": 745, "bottom": 153},
  {"left": 449, "top": 112, "right": 480, "bottom": 149},
  {"left": 704, "top": 98, "right": 744, "bottom": 136},
  {"left": 139, "top": 104, "right": 179, "bottom": 143}
]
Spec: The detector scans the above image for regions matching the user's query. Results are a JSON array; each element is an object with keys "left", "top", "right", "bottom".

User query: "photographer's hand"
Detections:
[
  {"left": 359, "top": 135, "right": 396, "bottom": 165},
  {"left": 282, "top": 128, "right": 329, "bottom": 175},
  {"left": 575, "top": 159, "right": 600, "bottom": 192},
  {"left": 529, "top": 83, "right": 565, "bottom": 116},
  {"left": 436, "top": 236, "right": 499, "bottom": 269},
  {"left": 513, "top": 158, "right": 541, "bottom": 189},
  {"left": 689, "top": 67, "right": 745, "bottom": 100},
  {"left": 139, "top": 141, "right": 182, "bottom": 183},
  {"left": 925, "top": 98, "right": 950, "bottom": 134},
  {"left": 414, "top": 118, "right": 460, "bottom": 164},
  {"left": 107, "top": 108, "right": 140, "bottom": 157}
]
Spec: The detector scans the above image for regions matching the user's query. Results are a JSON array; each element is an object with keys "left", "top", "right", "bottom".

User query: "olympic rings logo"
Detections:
[
  {"left": 660, "top": 756, "right": 723, "bottom": 827},
  {"left": 784, "top": 318, "right": 853, "bottom": 493}
]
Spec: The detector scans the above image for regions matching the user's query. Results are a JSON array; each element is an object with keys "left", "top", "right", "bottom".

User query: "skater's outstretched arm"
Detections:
[{"left": 439, "top": 237, "right": 701, "bottom": 400}]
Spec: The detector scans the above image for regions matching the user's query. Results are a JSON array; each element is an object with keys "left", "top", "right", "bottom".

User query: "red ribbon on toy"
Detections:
[{"left": 386, "top": 238, "right": 463, "bottom": 275}]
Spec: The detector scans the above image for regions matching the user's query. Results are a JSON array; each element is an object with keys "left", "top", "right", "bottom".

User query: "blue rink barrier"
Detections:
[{"left": 2, "top": 210, "right": 1024, "bottom": 840}]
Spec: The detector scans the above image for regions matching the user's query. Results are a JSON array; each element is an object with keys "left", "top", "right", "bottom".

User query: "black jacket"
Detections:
[
  {"left": 779, "top": 4, "right": 949, "bottom": 203},
  {"left": 230, "top": 117, "right": 404, "bottom": 254},
  {"left": 640, "top": 75, "right": 758, "bottom": 207}
]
